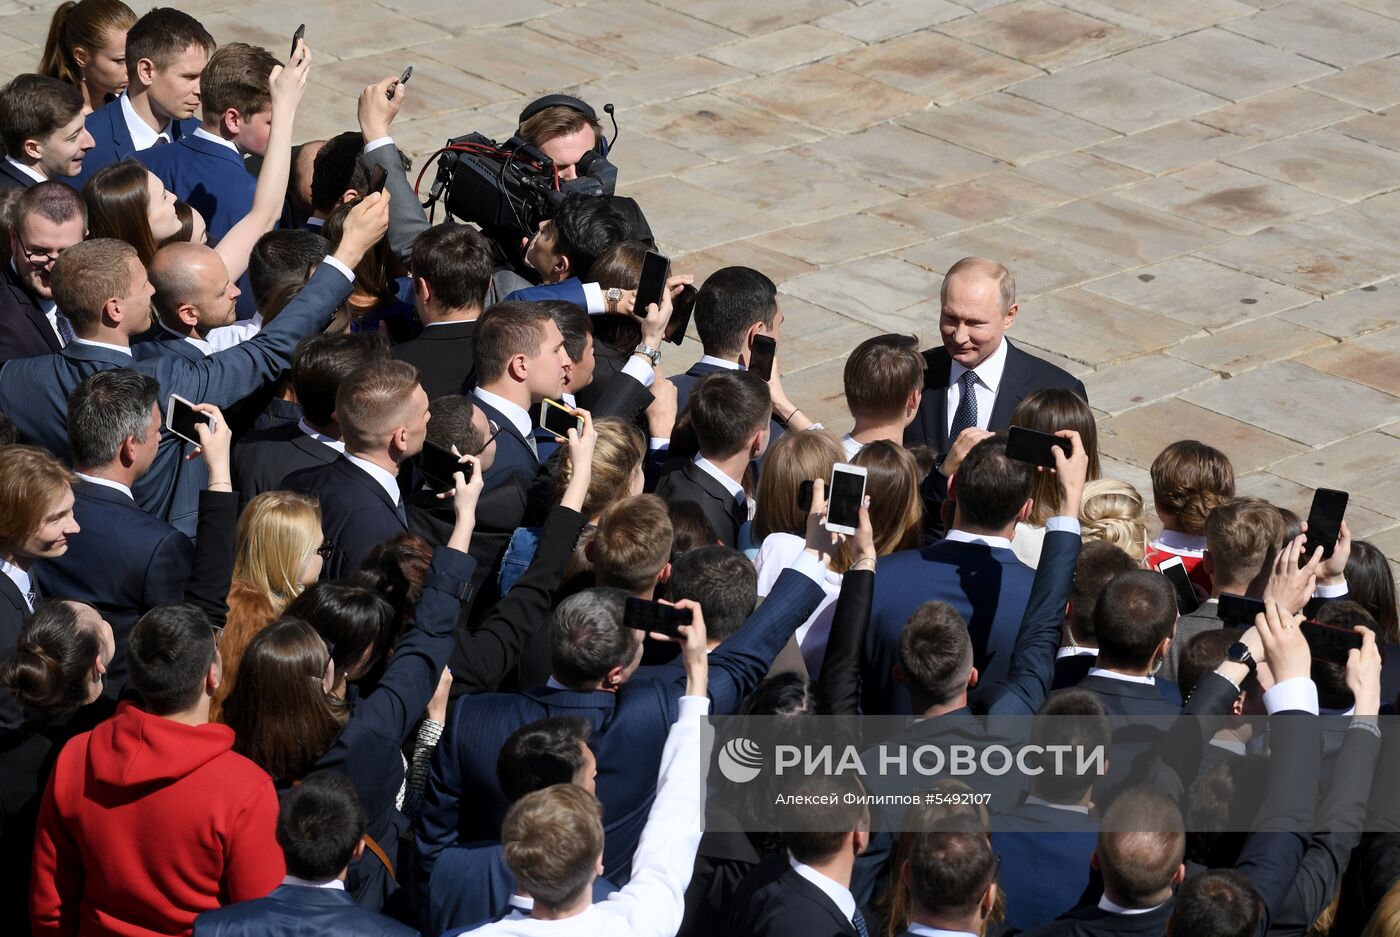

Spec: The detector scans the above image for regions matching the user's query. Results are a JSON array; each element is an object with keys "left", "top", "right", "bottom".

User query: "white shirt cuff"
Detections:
[
  {"left": 1264, "top": 677, "right": 1319, "bottom": 715},
  {"left": 678, "top": 695, "right": 711, "bottom": 718},
  {"left": 790, "top": 549, "right": 828, "bottom": 586},
  {"left": 621, "top": 354, "right": 656, "bottom": 387},
  {"left": 1314, "top": 581, "right": 1348, "bottom": 599},
  {"left": 581, "top": 281, "right": 605, "bottom": 315},
  {"left": 649, "top": 438, "right": 670, "bottom": 451},
  {"left": 1045, "top": 516, "right": 1082, "bottom": 535},
  {"left": 363, "top": 137, "right": 393, "bottom": 153},
  {"left": 321, "top": 256, "right": 355, "bottom": 283}
]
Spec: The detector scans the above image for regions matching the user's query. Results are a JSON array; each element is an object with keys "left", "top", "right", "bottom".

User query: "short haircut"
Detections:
[
  {"left": 473, "top": 301, "right": 552, "bottom": 384},
  {"left": 124, "top": 7, "right": 215, "bottom": 81},
  {"left": 276, "top": 770, "right": 366, "bottom": 882},
  {"left": 1177, "top": 628, "right": 1244, "bottom": 702},
  {"left": 50, "top": 238, "right": 137, "bottom": 337},
  {"left": 1097, "top": 787, "right": 1185, "bottom": 907},
  {"left": 497, "top": 716, "right": 592, "bottom": 803},
  {"left": 284, "top": 581, "right": 396, "bottom": 680},
  {"left": 1172, "top": 870, "right": 1263, "bottom": 937},
  {"left": 0, "top": 446, "right": 74, "bottom": 547},
  {"left": 1069, "top": 541, "right": 1140, "bottom": 646},
  {"left": 127, "top": 602, "right": 217, "bottom": 715},
  {"left": 0, "top": 74, "right": 84, "bottom": 155},
  {"left": 551, "top": 194, "right": 628, "bottom": 277},
  {"left": 249, "top": 229, "right": 329, "bottom": 310},
  {"left": 66, "top": 368, "right": 160, "bottom": 468},
  {"left": 844, "top": 333, "right": 923, "bottom": 421},
  {"left": 334, "top": 359, "right": 423, "bottom": 453},
  {"left": 309, "top": 131, "right": 362, "bottom": 214},
  {"left": 519, "top": 104, "right": 600, "bottom": 148},
  {"left": 1313, "top": 601, "right": 1376, "bottom": 710},
  {"left": 689, "top": 370, "right": 770, "bottom": 460},
  {"left": 14, "top": 179, "right": 86, "bottom": 228},
  {"left": 694, "top": 266, "right": 778, "bottom": 357},
  {"left": 200, "top": 42, "right": 278, "bottom": 122},
  {"left": 501, "top": 784, "right": 603, "bottom": 911},
  {"left": 667, "top": 546, "right": 757, "bottom": 643},
  {"left": 593, "top": 495, "right": 673, "bottom": 593},
  {"left": 549, "top": 588, "right": 637, "bottom": 690},
  {"left": 1093, "top": 570, "right": 1178, "bottom": 671},
  {"left": 953, "top": 435, "right": 1034, "bottom": 531},
  {"left": 907, "top": 827, "right": 998, "bottom": 919},
  {"left": 1205, "top": 498, "right": 1286, "bottom": 589},
  {"left": 942, "top": 256, "right": 1015, "bottom": 313},
  {"left": 424, "top": 394, "right": 485, "bottom": 456},
  {"left": 542, "top": 299, "right": 591, "bottom": 363},
  {"left": 898, "top": 601, "right": 973, "bottom": 707},
  {"left": 782, "top": 773, "right": 868, "bottom": 864},
  {"left": 1151, "top": 441, "right": 1235, "bottom": 536},
  {"left": 1030, "top": 689, "right": 1111, "bottom": 802},
  {"left": 411, "top": 223, "right": 493, "bottom": 312},
  {"left": 290, "top": 332, "right": 390, "bottom": 427}
]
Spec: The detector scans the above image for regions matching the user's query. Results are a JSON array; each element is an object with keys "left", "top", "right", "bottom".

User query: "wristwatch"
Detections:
[
  {"left": 1225, "top": 641, "right": 1257, "bottom": 676},
  {"left": 634, "top": 343, "right": 662, "bottom": 367},
  {"left": 605, "top": 287, "right": 623, "bottom": 313}
]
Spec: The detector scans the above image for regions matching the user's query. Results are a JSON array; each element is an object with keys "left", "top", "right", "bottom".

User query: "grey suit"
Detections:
[{"left": 1163, "top": 601, "right": 1222, "bottom": 683}]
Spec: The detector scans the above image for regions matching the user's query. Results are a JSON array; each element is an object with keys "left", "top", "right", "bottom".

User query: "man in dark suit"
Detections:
[
  {"left": 392, "top": 223, "right": 493, "bottom": 398},
  {"left": 193, "top": 771, "right": 415, "bottom": 937},
  {"left": 1054, "top": 542, "right": 1140, "bottom": 690},
  {"left": 0, "top": 197, "right": 386, "bottom": 537},
  {"left": 75, "top": 8, "right": 212, "bottom": 184},
  {"left": 0, "top": 75, "right": 95, "bottom": 192},
  {"left": 900, "top": 824, "right": 1001, "bottom": 937},
  {"left": 0, "top": 182, "right": 85, "bottom": 364},
  {"left": 1070, "top": 571, "right": 1183, "bottom": 718},
  {"left": 655, "top": 370, "right": 769, "bottom": 548},
  {"left": 232, "top": 333, "right": 388, "bottom": 505},
  {"left": 285, "top": 359, "right": 431, "bottom": 579}
]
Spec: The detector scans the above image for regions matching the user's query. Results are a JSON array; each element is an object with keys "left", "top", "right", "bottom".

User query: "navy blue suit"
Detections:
[
  {"left": 76, "top": 98, "right": 198, "bottom": 185},
  {"left": 673, "top": 359, "right": 784, "bottom": 449},
  {"left": 194, "top": 883, "right": 417, "bottom": 937},
  {"left": 0, "top": 261, "right": 62, "bottom": 365},
  {"left": 0, "top": 160, "right": 39, "bottom": 192},
  {"left": 138, "top": 132, "right": 254, "bottom": 242},
  {"left": 428, "top": 842, "right": 615, "bottom": 934},
  {"left": 283, "top": 456, "right": 409, "bottom": 580},
  {"left": 471, "top": 394, "right": 539, "bottom": 492},
  {"left": 32, "top": 480, "right": 191, "bottom": 691},
  {"left": 991, "top": 803, "right": 1099, "bottom": 932},
  {"left": 505, "top": 278, "right": 590, "bottom": 308},
  {"left": 414, "top": 566, "right": 825, "bottom": 886},
  {"left": 0, "top": 263, "right": 352, "bottom": 537}
]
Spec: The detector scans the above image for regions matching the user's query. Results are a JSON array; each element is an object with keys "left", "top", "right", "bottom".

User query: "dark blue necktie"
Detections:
[
  {"left": 54, "top": 312, "right": 74, "bottom": 345},
  {"left": 852, "top": 908, "right": 869, "bottom": 937},
  {"left": 947, "top": 369, "right": 979, "bottom": 447}
]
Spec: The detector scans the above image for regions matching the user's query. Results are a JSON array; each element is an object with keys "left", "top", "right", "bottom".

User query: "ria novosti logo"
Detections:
[{"left": 718, "top": 737, "right": 764, "bottom": 783}]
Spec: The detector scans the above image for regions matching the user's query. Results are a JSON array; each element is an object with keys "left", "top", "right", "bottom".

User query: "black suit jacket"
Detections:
[
  {"left": 654, "top": 459, "right": 746, "bottom": 547},
  {"left": 0, "top": 161, "right": 38, "bottom": 192},
  {"left": 1072, "top": 674, "right": 1182, "bottom": 717},
  {"left": 231, "top": 423, "right": 339, "bottom": 507},
  {"left": 193, "top": 883, "right": 416, "bottom": 937},
  {"left": 0, "top": 262, "right": 61, "bottom": 364},
  {"left": 392, "top": 320, "right": 477, "bottom": 400},
  {"left": 0, "top": 574, "right": 33, "bottom": 731},
  {"left": 283, "top": 456, "right": 408, "bottom": 579},
  {"left": 472, "top": 395, "right": 539, "bottom": 492},
  {"left": 727, "top": 857, "right": 860, "bottom": 937}
]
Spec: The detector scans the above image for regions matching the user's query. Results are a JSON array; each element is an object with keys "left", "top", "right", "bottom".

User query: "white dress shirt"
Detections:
[
  {"left": 1086, "top": 667, "right": 1156, "bottom": 686},
  {"left": 0, "top": 558, "right": 34, "bottom": 611},
  {"left": 788, "top": 856, "right": 859, "bottom": 927},
  {"left": 1098, "top": 895, "right": 1166, "bottom": 916},
  {"left": 473, "top": 387, "right": 533, "bottom": 440},
  {"left": 206, "top": 313, "right": 262, "bottom": 351},
  {"left": 120, "top": 91, "right": 171, "bottom": 150},
  {"left": 696, "top": 354, "right": 742, "bottom": 371},
  {"left": 907, "top": 924, "right": 980, "bottom": 937},
  {"left": 193, "top": 126, "right": 241, "bottom": 155},
  {"left": 281, "top": 875, "right": 345, "bottom": 891},
  {"left": 945, "top": 337, "right": 1009, "bottom": 437},
  {"left": 75, "top": 472, "right": 133, "bottom": 500},
  {"left": 159, "top": 322, "right": 214, "bottom": 356},
  {"left": 693, "top": 455, "right": 745, "bottom": 502},
  {"left": 1057, "top": 644, "right": 1097, "bottom": 660},
  {"left": 946, "top": 515, "right": 1079, "bottom": 556},
  {"left": 344, "top": 453, "right": 401, "bottom": 506},
  {"left": 5, "top": 157, "right": 46, "bottom": 184},
  {"left": 1024, "top": 793, "right": 1090, "bottom": 815},
  {"left": 298, "top": 419, "right": 345, "bottom": 453},
  {"left": 840, "top": 433, "right": 863, "bottom": 460},
  {"left": 70, "top": 337, "right": 132, "bottom": 356}
]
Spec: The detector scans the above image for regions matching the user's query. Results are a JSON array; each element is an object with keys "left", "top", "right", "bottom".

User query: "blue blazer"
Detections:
[
  {"left": 864, "top": 539, "right": 1036, "bottom": 715},
  {"left": 0, "top": 264, "right": 352, "bottom": 537},
  {"left": 138, "top": 132, "right": 255, "bottom": 242},
  {"left": 429, "top": 841, "right": 615, "bottom": 934},
  {"left": 77, "top": 98, "right": 198, "bottom": 185},
  {"left": 504, "top": 278, "right": 589, "bottom": 308},
  {"left": 32, "top": 480, "right": 192, "bottom": 691},
  {"left": 193, "top": 884, "right": 418, "bottom": 937},
  {"left": 991, "top": 804, "right": 1099, "bottom": 932},
  {"left": 471, "top": 395, "right": 539, "bottom": 492},
  {"left": 413, "top": 566, "right": 825, "bottom": 887},
  {"left": 283, "top": 456, "right": 409, "bottom": 580}
]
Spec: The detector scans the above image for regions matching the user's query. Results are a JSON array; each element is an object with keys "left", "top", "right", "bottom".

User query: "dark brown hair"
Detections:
[
  {"left": 0, "top": 601, "right": 99, "bottom": 714},
  {"left": 844, "top": 334, "right": 924, "bottom": 422},
  {"left": 1151, "top": 440, "right": 1235, "bottom": 536},
  {"left": 124, "top": 7, "right": 214, "bottom": 81},
  {"left": 1009, "top": 387, "right": 1100, "bottom": 525},
  {"left": 0, "top": 74, "right": 84, "bottom": 155},
  {"left": 83, "top": 160, "right": 159, "bottom": 264},
  {"left": 473, "top": 301, "right": 552, "bottom": 384}
]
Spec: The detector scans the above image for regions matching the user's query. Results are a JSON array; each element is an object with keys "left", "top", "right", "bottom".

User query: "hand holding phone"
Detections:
[
  {"left": 1157, "top": 557, "right": 1201, "bottom": 615},
  {"left": 290, "top": 24, "right": 305, "bottom": 59},
  {"left": 167, "top": 394, "right": 213, "bottom": 447},
  {"left": 387, "top": 65, "right": 412, "bottom": 100},
  {"left": 634, "top": 250, "right": 669, "bottom": 318},
  {"left": 825, "top": 464, "right": 868, "bottom": 535},
  {"left": 624, "top": 596, "right": 693, "bottom": 638},
  {"left": 665, "top": 283, "right": 696, "bottom": 346},
  {"left": 417, "top": 440, "right": 473, "bottom": 492},
  {"left": 1006, "top": 426, "right": 1072, "bottom": 469},
  {"left": 749, "top": 334, "right": 776, "bottom": 381},
  {"left": 539, "top": 398, "right": 584, "bottom": 439},
  {"left": 1301, "top": 488, "right": 1348, "bottom": 566}
]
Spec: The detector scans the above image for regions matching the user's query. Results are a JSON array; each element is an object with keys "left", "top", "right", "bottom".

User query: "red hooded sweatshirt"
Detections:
[{"left": 30, "top": 702, "right": 284, "bottom": 937}]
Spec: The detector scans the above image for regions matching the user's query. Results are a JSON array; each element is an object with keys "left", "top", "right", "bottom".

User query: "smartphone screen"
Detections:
[
  {"left": 417, "top": 440, "right": 469, "bottom": 491},
  {"left": 1302, "top": 488, "right": 1348, "bottom": 563},
  {"left": 539, "top": 398, "right": 582, "bottom": 438},
  {"left": 167, "top": 395, "right": 210, "bottom": 446},
  {"left": 1006, "top": 426, "right": 1071, "bottom": 468},
  {"left": 1157, "top": 558, "right": 1201, "bottom": 615},
  {"left": 1300, "top": 619, "right": 1363, "bottom": 666},
  {"left": 1216, "top": 592, "right": 1265, "bottom": 626},
  {"left": 825, "top": 464, "right": 866, "bottom": 533},
  {"left": 399, "top": 66, "right": 413, "bottom": 85},
  {"left": 635, "top": 250, "right": 669, "bottom": 317},
  {"left": 749, "top": 334, "right": 776, "bottom": 381},
  {"left": 664, "top": 284, "right": 696, "bottom": 346},
  {"left": 624, "top": 596, "right": 692, "bottom": 637}
]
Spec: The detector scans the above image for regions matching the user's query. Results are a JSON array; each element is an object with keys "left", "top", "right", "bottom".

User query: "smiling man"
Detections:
[
  {"left": 0, "top": 75, "right": 96, "bottom": 191},
  {"left": 0, "top": 182, "right": 87, "bottom": 363}
]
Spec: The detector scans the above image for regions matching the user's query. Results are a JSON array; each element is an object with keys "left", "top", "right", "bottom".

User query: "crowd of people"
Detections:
[{"left": 0, "top": 2, "right": 1396, "bottom": 937}]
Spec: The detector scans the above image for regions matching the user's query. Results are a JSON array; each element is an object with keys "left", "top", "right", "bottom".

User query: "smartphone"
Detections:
[
  {"left": 367, "top": 164, "right": 387, "bottom": 195},
  {"left": 166, "top": 394, "right": 211, "bottom": 447},
  {"left": 387, "top": 65, "right": 412, "bottom": 100},
  {"left": 635, "top": 250, "right": 669, "bottom": 318},
  {"left": 1301, "top": 488, "right": 1348, "bottom": 565},
  {"left": 1301, "top": 619, "right": 1364, "bottom": 666},
  {"left": 290, "top": 24, "right": 305, "bottom": 58},
  {"left": 1216, "top": 592, "right": 1265, "bottom": 626},
  {"left": 539, "top": 398, "right": 583, "bottom": 438},
  {"left": 416, "top": 440, "right": 470, "bottom": 491},
  {"left": 749, "top": 333, "right": 776, "bottom": 381},
  {"left": 664, "top": 283, "right": 696, "bottom": 346},
  {"left": 624, "top": 596, "right": 692, "bottom": 638},
  {"left": 1158, "top": 556, "right": 1201, "bottom": 615},
  {"left": 1006, "top": 426, "right": 1071, "bottom": 468},
  {"left": 825, "top": 463, "right": 867, "bottom": 535},
  {"left": 797, "top": 479, "right": 814, "bottom": 513}
]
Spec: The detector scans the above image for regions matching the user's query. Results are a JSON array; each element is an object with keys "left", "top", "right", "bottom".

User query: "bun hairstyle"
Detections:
[
  {"left": 0, "top": 602, "right": 99, "bottom": 714},
  {"left": 1081, "top": 479, "right": 1149, "bottom": 562}
]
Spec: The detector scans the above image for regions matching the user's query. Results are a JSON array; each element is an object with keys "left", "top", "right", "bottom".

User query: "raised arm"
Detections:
[
  {"left": 358, "top": 76, "right": 428, "bottom": 267},
  {"left": 181, "top": 404, "right": 240, "bottom": 627},
  {"left": 817, "top": 499, "right": 874, "bottom": 716}
]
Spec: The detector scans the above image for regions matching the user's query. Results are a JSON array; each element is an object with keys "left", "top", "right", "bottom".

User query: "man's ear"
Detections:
[
  {"left": 118, "top": 434, "right": 138, "bottom": 467},
  {"left": 905, "top": 388, "right": 921, "bottom": 419},
  {"left": 1003, "top": 302, "right": 1019, "bottom": 330},
  {"left": 967, "top": 665, "right": 979, "bottom": 689},
  {"left": 221, "top": 107, "right": 243, "bottom": 137},
  {"left": 21, "top": 137, "right": 43, "bottom": 162},
  {"left": 980, "top": 883, "right": 998, "bottom": 920},
  {"left": 1090, "top": 850, "right": 1100, "bottom": 871},
  {"left": 555, "top": 254, "right": 570, "bottom": 280},
  {"left": 177, "top": 302, "right": 199, "bottom": 329},
  {"left": 657, "top": 561, "right": 672, "bottom": 585},
  {"left": 1017, "top": 498, "right": 1034, "bottom": 524},
  {"left": 102, "top": 295, "right": 123, "bottom": 327},
  {"left": 1172, "top": 863, "right": 1186, "bottom": 886},
  {"left": 134, "top": 57, "right": 156, "bottom": 90},
  {"left": 413, "top": 276, "right": 431, "bottom": 305},
  {"left": 583, "top": 539, "right": 596, "bottom": 563},
  {"left": 507, "top": 352, "right": 530, "bottom": 383}
]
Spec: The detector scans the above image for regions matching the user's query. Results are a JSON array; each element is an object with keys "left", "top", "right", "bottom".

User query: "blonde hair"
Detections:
[
  {"left": 1080, "top": 479, "right": 1149, "bottom": 562},
  {"left": 553, "top": 417, "right": 645, "bottom": 522},
  {"left": 752, "top": 429, "right": 844, "bottom": 542},
  {"left": 1364, "top": 879, "right": 1400, "bottom": 937},
  {"left": 233, "top": 491, "right": 322, "bottom": 613}
]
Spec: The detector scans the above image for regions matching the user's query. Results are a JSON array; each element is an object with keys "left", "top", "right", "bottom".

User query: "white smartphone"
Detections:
[
  {"left": 166, "top": 394, "right": 213, "bottom": 447},
  {"left": 824, "top": 463, "right": 867, "bottom": 535},
  {"left": 1157, "top": 555, "right": 1200, "bottom": 615}
]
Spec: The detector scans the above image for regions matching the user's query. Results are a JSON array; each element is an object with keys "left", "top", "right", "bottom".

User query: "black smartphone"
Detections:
[
  {"left": 624, "top": 596, "right": 693, "bottom": 638},
  {"left": 388, "top": 65, "right": 412, "bottom": 100},
  {"left": 1216, "top": 592, "right": 1265, "bottom": 626},
  {"left": 1006, "top": 425, "right": 1072, "bottom": 468},
  {"left": 1301, "top": 619, "right": 1364, "bottom": 666},
  {"left": 416, "top": 440, "right": 470, "bottom": 491},
  {"left": 797, "top": 479, "right": 814, "bottom": 513},
  {"left": 749, "top": 333, "right": 776, "bottom": 381},
  {"left": 539, "top": 398, "right": 583, "bottom": 438},
  {"left": 664, "top": 283, "right": 696, "bottom": 346},
  {"left": 1302, "top": 488, "right": 1348, "bottom": 565},
  {"left": 1158, "top": 557, "right": 1201, "bottom": 615},
  {"left": 825, "top": 463, "right": 867, "bottom": 535},
  {"left": 635, "top": 250, "right": 669, "bottom": 318},
  {"left": 290, "top": 24, "right": 305, "bottom": 58},
  {"left": 367, "top": 164, "right": 387, "bottom": 195},
  {"left": 166, "top": 394, "right": 210, "bottom": 447}
]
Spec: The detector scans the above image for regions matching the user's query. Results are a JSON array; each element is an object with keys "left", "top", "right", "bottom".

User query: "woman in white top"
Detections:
[{"left": 1007, "top": 388, "right": 1101, "bottom": 569}]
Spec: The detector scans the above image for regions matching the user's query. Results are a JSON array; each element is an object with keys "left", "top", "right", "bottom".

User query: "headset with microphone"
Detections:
[{"left": 516, "top": 94, "right": 619, "bottom": 159}]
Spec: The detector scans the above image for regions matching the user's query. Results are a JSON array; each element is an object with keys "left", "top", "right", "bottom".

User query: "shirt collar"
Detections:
[
  {"left": 1099, "top": 894, "right": 1168, "bottom": 916},
  {"left": 472, "top": 387, "right": 532, "bottom": 440},
  {"left": 1087, "top": 666, "right": 1156, "bottom": 686},
  {"left": 1056, "top": 645, "right": 1097, "bottom": 659},
  {"left": 343, "top": 453, "right": 400, "bottom": 506},
  {"left": 298, "top": 419, "right": 345, "bottom": 452},
  {"left": 159, "top": 321, "right": 214, "bottom": 356},
  {"left": 75, "top": 471, "right": 134, "bottom": 500},
  {"left": 693, "top": 454, "right": 745, "bottom": 501},
  {"left": 193, "top": 126, "right": 242, "bottom": 155},
  {"left": 1024, "top": 793, "right": 1091, "bottom": 815},
  {"left": 120, "top": 91, "right": 170, "bottom": 150},
  {"left": 1154, "top": 530, "right": 1207, "bottom": 554},
  {"left": 944, "top": 529, "right": 1012, "bottom": 551},
  {"left": 697, "top": 354, "right": 743, "bottom": 371},
  {"left": 788, "top": 855, "right": 857, "bottom": 925},
  {"left": 70, "top": 337, "right": 133, "bottom": 357},
  {"left": 5, "top": 156, "right": 47, "bottom": 184},
  {"left": 948, "top": 335, "right": 1009, "bottom": 394},
  {"left": 1209, "top": 737, "right": 1247, "bottom": 757},
  {"left": 907, "top": 925, "right": 980, "bottom": 937},
  {"left": 281, "top": 875, "right": 346, "bottom": 891},
  {"left": 0, "top": 558, "right": 32, "bottom": 611}
]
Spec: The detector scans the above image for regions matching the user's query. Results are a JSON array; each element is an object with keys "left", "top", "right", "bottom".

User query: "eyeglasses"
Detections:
[
  {"left": 210, "top": 624, "right": 224, "bottom": 646},
  {"left": 15, "top": 237, "right": 64, "bottom": 266},
  {"left": 474, "top": 419, "right": 501, "bottom": 456}
]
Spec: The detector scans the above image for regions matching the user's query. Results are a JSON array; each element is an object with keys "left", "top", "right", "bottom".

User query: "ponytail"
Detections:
[
  {"left": 38, "top": 1, "right": 81, "bottom": 87},
  {"left": 0, "top": 601, "right": 99, "bottom": 714}
]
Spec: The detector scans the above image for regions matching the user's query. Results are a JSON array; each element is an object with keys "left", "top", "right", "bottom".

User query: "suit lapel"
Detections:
[
  {"left": 781, "top": 868, "right": 857, "bottom": 935},
  {"left": 291, "top": 432, "right": 339, "bottom": 465},
  {"left": 474, "top": 397, "right": 536, "bottom": 465},
  {"left": 332, "top": 457, "right": 406, "bottom": 527},
  {"left": 0, "top": 161, "right": 35, "bottom": 190},
  {"left": 109, "top": 103, "right": 134, "bottom": 158},
  {"left": 1, "top": 266, "right": 61, "bottom": 354},
  {"left": 988, "top": 340, "right": 1034, "bottom": 431}
]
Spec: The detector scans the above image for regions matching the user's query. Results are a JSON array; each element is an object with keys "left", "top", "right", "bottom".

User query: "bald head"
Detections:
[
  {"left": 939, "top": 256, "right": 1019, "bottom": 370},
  {"left": 291, "top": 140, "right": 326, "bottom": 219},
  {"left": 150, "top": 243, "right": 241, "bottom": 337}
]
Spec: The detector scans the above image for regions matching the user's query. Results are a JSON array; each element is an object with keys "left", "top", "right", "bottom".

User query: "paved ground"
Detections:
[{"left": 5, "top": 0, "right": 1400, "bottom": 565}]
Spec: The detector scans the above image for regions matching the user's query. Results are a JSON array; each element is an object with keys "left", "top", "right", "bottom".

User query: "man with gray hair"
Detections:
[{"left": 33, "top": 368, "right": 236, "bottom": 694}]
